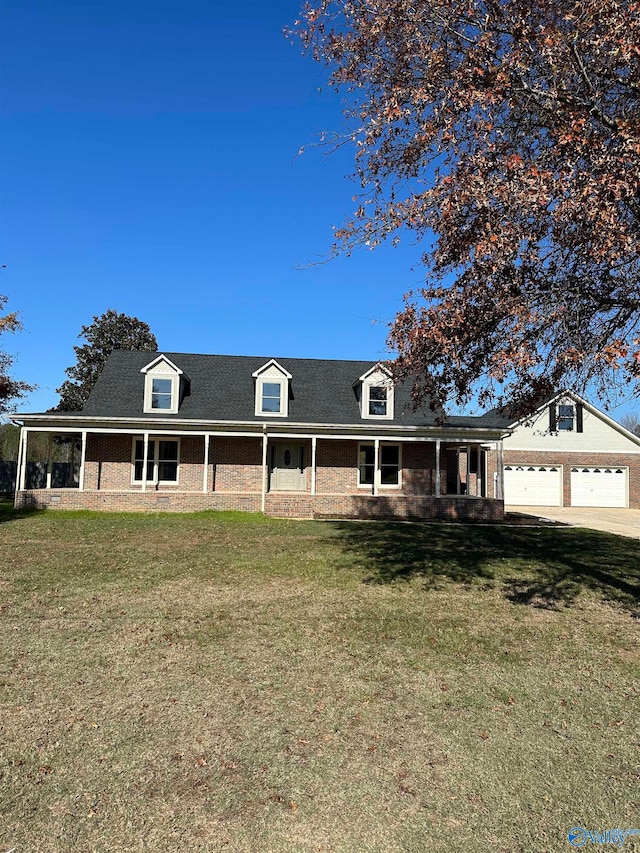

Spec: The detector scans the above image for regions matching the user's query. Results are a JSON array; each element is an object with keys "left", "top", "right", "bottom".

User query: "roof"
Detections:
[{"left": 57, "top": 350, "right": 508, "bottom": 430}]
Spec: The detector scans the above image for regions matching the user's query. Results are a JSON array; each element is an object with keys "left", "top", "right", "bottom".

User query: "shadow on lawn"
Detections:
[
  {"left": 0, "top": 496, "right": 41, "bottom": 523},
  {"left": 330, "top": 520, "right": 640, "bottom": 614}
]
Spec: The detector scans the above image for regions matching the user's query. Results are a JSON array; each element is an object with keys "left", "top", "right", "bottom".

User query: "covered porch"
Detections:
[{"left": 13, "top": 421, "right": 505, "bottom": 520}]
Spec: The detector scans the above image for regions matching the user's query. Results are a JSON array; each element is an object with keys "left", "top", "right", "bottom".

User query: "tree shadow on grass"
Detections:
[
  {"left": 0, "top": 496, "right": 42, "bottom": 523},
  {"left": 329, "top": 520, "right": 640, "bottom": 615}
]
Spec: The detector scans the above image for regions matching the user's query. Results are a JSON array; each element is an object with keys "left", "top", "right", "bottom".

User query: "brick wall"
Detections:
[
  {"left": 16, "top": 488, "right": 503, "bottom": 520},
  {"left": 212, "top": 437, "right": 263, "bottom": 493}
]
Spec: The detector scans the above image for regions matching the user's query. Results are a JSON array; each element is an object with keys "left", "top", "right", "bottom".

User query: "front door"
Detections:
[{"left": 270, "top": 443, "right": 305, "bottom": 491}]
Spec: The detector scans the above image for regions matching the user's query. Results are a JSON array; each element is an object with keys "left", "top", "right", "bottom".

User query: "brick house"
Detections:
[
  {"left": 12, "top": 351, "right": 509, "bottom": 520},
  {"left": 496, "top": 390, "right": 640, "bottom": 508}
]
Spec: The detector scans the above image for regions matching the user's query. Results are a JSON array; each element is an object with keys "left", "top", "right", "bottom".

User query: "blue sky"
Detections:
[{"left": 2, "top": 0, "right": 638, "bottom": 421}]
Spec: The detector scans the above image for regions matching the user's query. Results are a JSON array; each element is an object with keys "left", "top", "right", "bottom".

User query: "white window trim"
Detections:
[
  {"left": 252, "top": 360, "right": 292, "bottom": 418},
  {"left": 254, "top": 376, "right": 288, "bottom": 417},
  {"left": 358, "top": 365, "right": 394, "bottom": 421},
  {"left": 357, "top": 442, "right": 402, "bottom": 489},
  {"left": 131, "top": 437, "right": 181, "bottom": 485},
  {"left": 362, "top": 382, "right": 394, "bottom": 420},
  {"left": 141, "top": 355, "right": 183, "bottom": 415}
]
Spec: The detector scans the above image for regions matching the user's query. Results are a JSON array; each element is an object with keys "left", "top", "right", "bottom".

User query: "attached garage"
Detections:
[
  {"left": 570, "top": 467, "right": 628, "bottom": 508},
  {"left": 504, "top": 464, "right": 563, "bottom": 506}
]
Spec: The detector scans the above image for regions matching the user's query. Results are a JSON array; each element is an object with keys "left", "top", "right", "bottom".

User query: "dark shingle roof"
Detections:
[{"left": 78, "top": 350, "right": 507, "bottom": 429}]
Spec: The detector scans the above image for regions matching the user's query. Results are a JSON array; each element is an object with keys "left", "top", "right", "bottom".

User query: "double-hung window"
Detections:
[
  {"left": 368, "top": 386, "right": 388, "bottom": 417},
  {"left": 557, "top": 404, "right": 575, "bottom": 430},
  {"left": 132, "top": 438, "right": 179, "bottom": 484},
  {"left": 150, "top": 378, "right": 173, "bottom": 410},
  {"left": 261, "top": 382, "right": 283, "bottom": 414},
  {"left": 358, "top": 443, "right": 401, "bottom": 488}
]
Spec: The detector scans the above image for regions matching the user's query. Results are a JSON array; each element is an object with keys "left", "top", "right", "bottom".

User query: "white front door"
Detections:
[
  {"left": 570, "top": 467, "right": 627, "bottom": 507},
  {"left": 504, "top": 464, "right": 563, "bottom": 506},
  {"left": 270, "top": 443, "right": 305, "bottom": 491}
]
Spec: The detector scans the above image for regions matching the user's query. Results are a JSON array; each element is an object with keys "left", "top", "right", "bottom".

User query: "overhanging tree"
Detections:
[
  {"left": 56, "top": 309, "right": 158, "bottom": 411},
  {"left": 0, "top": 294, "right": 33, "bottom": 416},
  {"left": 294, "top": 0, "right": 640, "bottom": 414}
]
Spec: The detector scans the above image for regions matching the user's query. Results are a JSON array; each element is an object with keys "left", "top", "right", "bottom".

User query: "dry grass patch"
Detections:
[{"left": 0, "top": 506, "right": 638, "bottom": 851}]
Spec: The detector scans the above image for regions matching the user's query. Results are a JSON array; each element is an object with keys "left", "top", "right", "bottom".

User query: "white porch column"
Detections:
[
  {"left": 435, "top": 439, "right": 441, "bottom": 497},
  {"left": 202, "top": 433, "right": 210, "bottom": 493},
  {"left": 496, "top": 441, "right": 504, "bottom": 500},
  {"left": 142, "top": 432, "right": 150, "bottom": 493},
  {"left": 14, "top": 427, "right": 25, "bottom": 501},
  {"left": 373, "top": 438, "right": 380, "bottom": 496},
  {"left": 311, "top": 436, "right": 317, "bottom": 496},
  {"left": 46, "top": 433, "right": 54, "bottom": 489},
  {"left": 261, "top": 428, "right": 268, "bottom": 513},
  {"left": 466, "top": 445, "right": 471, "bottom": 498},
  {"left": 456, "top": 447, "right": 461, "bottom": 495},
  {"left": 78, "top": 431, "right": 87, "bottom": 491},
  {"left": 19, "top": 428, "right": 28, "bottom": 491}
]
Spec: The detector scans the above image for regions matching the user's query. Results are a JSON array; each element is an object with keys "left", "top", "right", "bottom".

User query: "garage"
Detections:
[
  {"left": 503, "top": 464, "right": 563, "bottom": 506},
  {"left": 570, "top": 467, "right": 628, "bottom": 508}
]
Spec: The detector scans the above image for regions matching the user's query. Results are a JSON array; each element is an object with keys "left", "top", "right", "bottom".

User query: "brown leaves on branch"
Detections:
[
  {"left": 293, "top": 0, "right": 640, "bottom": 413},
  {"left": 0, "top": 294, "right": 33, "bottom": 415}
]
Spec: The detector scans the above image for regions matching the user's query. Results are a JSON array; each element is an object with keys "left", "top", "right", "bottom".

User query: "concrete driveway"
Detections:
[{"left": 506, "top": 506, "right": 640, "bottom": 540}]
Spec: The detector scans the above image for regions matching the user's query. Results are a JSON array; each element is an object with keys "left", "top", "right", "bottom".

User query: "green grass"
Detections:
[{"left": 1, "top": 504, "right": 639, "bottom": 851}]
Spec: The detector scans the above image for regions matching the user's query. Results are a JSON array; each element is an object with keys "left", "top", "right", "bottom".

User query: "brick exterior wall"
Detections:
[
  {"left": 502, "top": 449, "right": 640, "bottom": 508},
  {"left": 15, "top": 433, "right": 505, "bottom": 520}
]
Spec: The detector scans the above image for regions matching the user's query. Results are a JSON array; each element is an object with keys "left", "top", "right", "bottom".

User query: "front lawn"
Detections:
[{"left": 1, "top": 507, "right": 638, "bottom": 852}]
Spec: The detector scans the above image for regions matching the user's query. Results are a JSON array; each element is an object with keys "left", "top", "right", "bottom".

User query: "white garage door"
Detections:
[
  {"left": 504, "top": 465, "right": 562, "bottom": 506},
  {"left": 570, "top": 467, "right": 627, "bottom": 508}
]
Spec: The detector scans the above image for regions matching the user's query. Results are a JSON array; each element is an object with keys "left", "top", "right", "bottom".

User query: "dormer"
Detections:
[
  {"left": 358, "top": 364, "right": 394, "bottom": 420},
  {"left": 252, "top": 359, "right": 292, "bottom": 417},
  {"left": 141, "top": 355, "right": 184, "bottom": 415}
]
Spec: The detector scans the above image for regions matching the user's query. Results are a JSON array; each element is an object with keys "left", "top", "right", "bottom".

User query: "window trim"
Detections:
[
  {"left": 358, "top": 365, "right": 395, "bottom": 421},
  {"left": 255, "top": 377, "right": 288, "bottom": 417},
  {"left": 131, "top": 437, "right": 181, "bottom": 485},
  {"left": 252, "top": 360, "right": 292, "bottom": 418},
  {"left": 357, "top": 442, "right": 402, "bottom": 489},
  {"left": 141, "top": 356, "right": 183, "bottom": 415}
]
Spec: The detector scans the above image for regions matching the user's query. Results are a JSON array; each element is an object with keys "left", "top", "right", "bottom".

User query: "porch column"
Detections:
[
  {"left": 311, "top": 436, "right": 317, "bottom": 496},
  {"left": 202, "top": 433, "right": 210, "bottom": 493},
  {"left": 141, "top": 432, "right": 150, "bottom": 493},
  {"left": 79, "top": 431, "right": 87, "bottom": 491},
  {"left": 466, "top": 445, "right": 471, "bottom": 498},
  {"left": 435, "top": 439, "right": 441, "bottom": 497},
  {"left": 373, "top": 438, "right": 380, "bottom": 496},
  {"left": 456, "top": 447, "right": 461, "bottom": 495},
  {"left": 261, "top": 429, "right": 268, "bottom": 512},
  {"left": 46, "top": 433, "right": 54, "bottom": 489},
  {"left": 496, "top": 441, "right": 504, "bottom": 500},
  {"left": 19, "top": 428, "right": 28, "bottom": 491},
  {"left": 14, "top": 427, "right": 25, "bottom": 501}
]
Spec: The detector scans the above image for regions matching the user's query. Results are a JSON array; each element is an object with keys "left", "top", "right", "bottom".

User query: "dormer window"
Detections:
[
  {"left": 141, "top": 355, "right": 183, "bottom": 415},
  {"left": 151, "top": 378, "right": 173, "bottom": 410},
  {"left": 252, "top": 359, "right": 292, "bottom": 418},
  {"left": 358, "top": 364, "right": 394, "bottom": 420},
  {"left": 368, "top": 385, "right": 389, "bottom": 417}
]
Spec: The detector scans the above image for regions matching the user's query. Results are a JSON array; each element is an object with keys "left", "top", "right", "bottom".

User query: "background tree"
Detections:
[
  {"left": 620, "top": 412, "right": 640, "bottom": 438},
  {"left": 0, "top": 294, "right": 33, "bottom": 416},
  {"left": 294, "top": 0, "right": 640, "bottom": 414},
  {"left": 56, "top": 309, "right": 158, "bottom": 411}
]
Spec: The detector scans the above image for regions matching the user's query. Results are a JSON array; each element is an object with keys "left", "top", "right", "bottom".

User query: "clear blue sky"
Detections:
[{"left": 2, "top": 0, "right": 638, "bottom": 421}]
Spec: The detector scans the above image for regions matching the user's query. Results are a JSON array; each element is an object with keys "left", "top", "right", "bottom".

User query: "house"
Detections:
[
  {"left": 12, "top": 351, "right": 509, "bottom": 520},
  {"left": 496, "top": 390, "right": 640, "bottom": 508}
]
